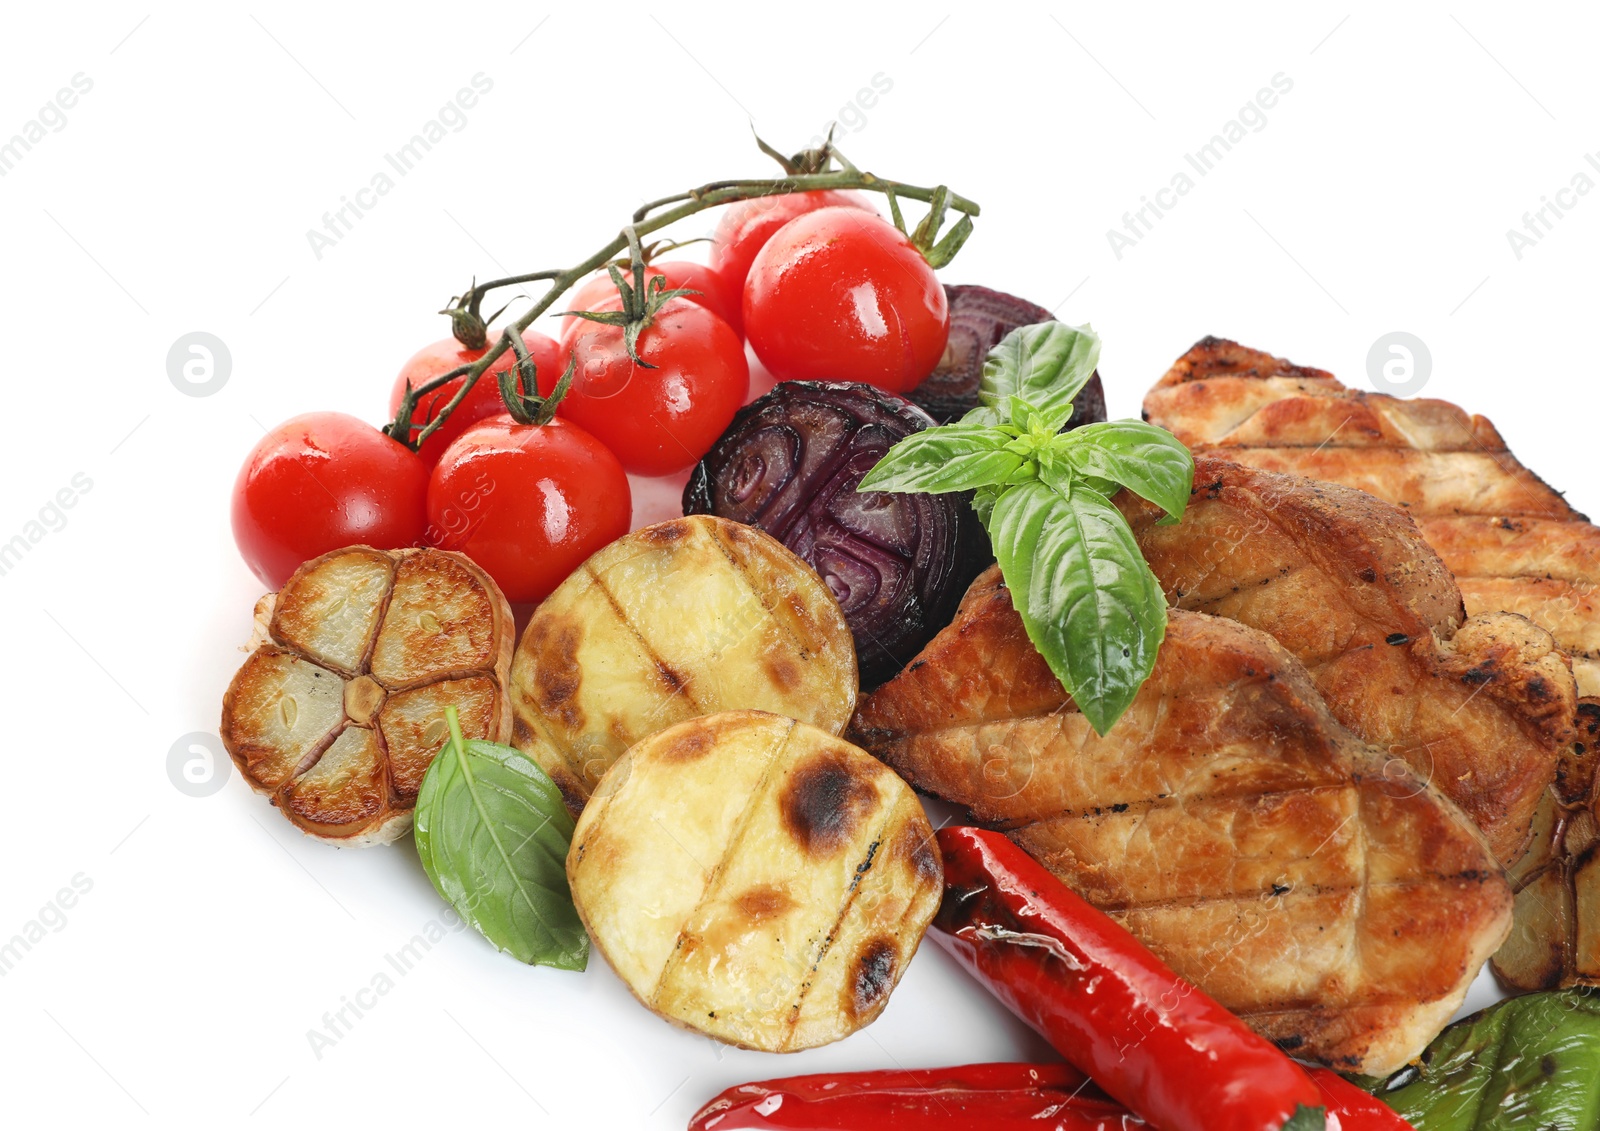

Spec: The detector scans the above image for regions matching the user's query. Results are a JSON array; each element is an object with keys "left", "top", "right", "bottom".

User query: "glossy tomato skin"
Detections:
[
  {"left": 426, "top": 415, "right": 630, "bottom": 604},
  {"left": 388, "top": 330, "right": 566, "bottom": 466},
  {"left": 560, "top": 261, "right": 741, "bottom": 341},
  {"left": 711, "top": 190, "right": 874, "bottom": 300},
  {"left": 232, "top": 412, "right": 429, "bottom": 588},
  {"left": 550, "top": 297, "right": 749, "bottom": 477},
  {"left": 743, "top": 207, "right": 950, "bottom": 394}
]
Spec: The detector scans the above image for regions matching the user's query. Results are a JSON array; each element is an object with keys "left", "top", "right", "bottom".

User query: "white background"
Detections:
[{"left": 2, "top": 2, "right": 1595, "bottom": 1125}]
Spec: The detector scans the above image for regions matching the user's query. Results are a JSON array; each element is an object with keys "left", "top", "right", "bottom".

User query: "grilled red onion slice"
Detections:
[{"left": 909, "top": 284, "right": 1107, "bottom": 426}]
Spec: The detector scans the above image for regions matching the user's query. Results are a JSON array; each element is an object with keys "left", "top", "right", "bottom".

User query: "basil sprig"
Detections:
[
  {"left": 414, "top": 708, "right": 589, "bottom": 970},
  {"left": 859, "top": 322, "right": 1193, "bottom": 735}
]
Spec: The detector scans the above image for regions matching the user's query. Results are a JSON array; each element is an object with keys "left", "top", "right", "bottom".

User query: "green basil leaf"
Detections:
[
  {"left": 988, "top": 479, "right": 1167, "bottom": 736},
  {"left": 972, "top": 483, "right": 1002, "bottom": 525},
  {"left": 414, "top": 709, "right": 588, "bottom": 971},
  {"left": 857, "top": 425, "right": 1022, "bottom": 494},
  {"left": 964, "top": 322, "right": 1100, "bottom": 428},
  {"left": 1055, "top": 421, "right": 1195, "bottom": 522},
  {"left": 1353, "top": 988, "right": 1600, "bottom": 1130}
]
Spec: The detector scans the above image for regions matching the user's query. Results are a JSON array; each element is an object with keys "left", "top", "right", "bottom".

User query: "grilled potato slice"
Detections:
[
  {"left": 568, "top": 710, "right": 940, "bottom": 1052},
  {"left": 220, "top": 546, "right": 514, "bottom": 845},
  {"left": 509, "top": 516, "right": 857, "bottom": 812}
]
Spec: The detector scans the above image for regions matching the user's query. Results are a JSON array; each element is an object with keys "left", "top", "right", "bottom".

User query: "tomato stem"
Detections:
[
  {"left": 384, "top": 137, "right": 981, "bottom": 451},
  {"left": 441, "top": 269, "right": 565, "bottom": 349}
]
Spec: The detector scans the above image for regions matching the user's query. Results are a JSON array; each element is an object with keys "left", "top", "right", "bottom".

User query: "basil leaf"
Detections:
[
  {"left": 964, "top": 322, "right": 1100, "bottom": 429},
  {"left": 414, "top": 709, "right": 588, "bottom": 971},
  {"left": 989, "top": 479, "right": 1167, "bottom": 736},
  {"left": 972, "top": 483, "right": 1001, "bottom": 525},
  {"left": 856, "top": 425, "right": 1022, "bottom": 494},
  {"left": 1354, "top": 988, "right": 1600, "bottom": 1129},
  {"left": 1055, "top": 421, "right": 1195, "bottom": 522},
  {"left": 1280, "top": 1107, "right": 1327, "bottom": 1131}
]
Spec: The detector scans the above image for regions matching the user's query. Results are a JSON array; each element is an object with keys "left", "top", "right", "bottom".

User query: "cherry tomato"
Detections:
[
  {"left": 388, "top": 329, "right": 566, "bottom": 466},
  {"left": 426, "top": 415, "right": 630, "bottom": 604},
  {"left": 232, "top": 412, "right": 429, "bottom": 588},
  {"left": 743, "top": 207, "right": 950, "bottom": 393},
  {"left": 710, "top": 190, "right": 875, "bottom": 300},
  {"left": 560, "top": 261, "right": 741, "bottom": 341},
  {"left": 548, "top": 297, "right": 748, "bottom": 477}
]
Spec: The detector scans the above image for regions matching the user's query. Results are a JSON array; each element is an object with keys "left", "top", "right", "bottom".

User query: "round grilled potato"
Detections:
[
  {"left": 509, "top": 515, "right": 857, "bottom": 812},
  {"left": 220, "top": 545, "right": 514, "bottom": 845},
  {"left": 568, "top": 710, "right": 941, "bottom": 1052}
]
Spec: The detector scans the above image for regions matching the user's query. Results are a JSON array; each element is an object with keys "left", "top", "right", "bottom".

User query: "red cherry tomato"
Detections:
[
  {"left": 426, "top": 415, "right": 631, "bottom": 604},
  {"left": 548, "top": 297, "right": 748, "bottom": 477},
  {"left": 710, "top": 190, "right": 875, "bottom": 300},
  {"left": 388, "top": 329, "right": 566, "bottom": 466},
  {"left": 232, "top": 412, "right": 429, "bottom": 588},
  {"left": 743, "top": 207, "right": 950, "bottom": 394},
  {"left": 560, "top": 261, "right": 741, "bottom": 341}
]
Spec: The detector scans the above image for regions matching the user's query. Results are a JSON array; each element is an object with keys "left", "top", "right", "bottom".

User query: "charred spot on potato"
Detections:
[
  {"left": 763, "top": 653, "right": 802, "bottom": 693},
  {"left": 736, "top": 885, "right": 795, "bottom": 923},
  {"left": 656, "top": 660, "right": 689, "bottom": 696},
  {"left": 641, "top": 519, "right": 691, "bottom": 544},
  {"left": 719, "top": 520, "right": 754, "bottom": 545},
  {"left": 782, "top": 753, "right": 879, "bottom": 856},
  {"left": 552, "top": 767, "right": 591, "bottom": 816},
  {"left": 659, "top": 725, "right": 717, "bottom": 763},
  {"left": 847, "top": 938, "right": 898, "bottom": 1019},
  {"left": 529, "top": 618, "right": 584, "bottom": 723},
  {"left": 897, "top": 824, "right": 942, "bottom": 887}
]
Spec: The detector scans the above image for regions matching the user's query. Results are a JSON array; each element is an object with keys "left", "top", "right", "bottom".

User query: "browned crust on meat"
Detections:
[
  {"left": 851, "top": 569, "right": 1511, "bottom": 1075},
  {"left": 1144, "top": 336, "right": 1600, "bottom": 989},
  {"left": 1120, "top": 455, "right": 1571, "bottom": 864}
]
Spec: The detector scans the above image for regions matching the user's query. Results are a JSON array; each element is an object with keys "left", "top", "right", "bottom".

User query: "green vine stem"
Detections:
[{"left": 384, "top": 142, "right": 980, "bottom": 450}]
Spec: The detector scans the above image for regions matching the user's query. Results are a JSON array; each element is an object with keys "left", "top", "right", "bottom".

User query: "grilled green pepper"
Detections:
[{"left": 1356, "top": 989, "right": 1600, "bottom": 1129}]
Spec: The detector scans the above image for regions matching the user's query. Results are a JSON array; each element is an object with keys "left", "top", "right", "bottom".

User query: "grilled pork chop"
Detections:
[
  {"left": 1120, "top": 454, "right": 1573, "bottom": 867},
  {"left": 1144, "top": 339, "right": 1600, "bottom": 988},
  {"left": 1145, "top": 337, "right": 1599, "bottom": 697},
  {"left": 852, "top": 567, "right": 1512, "bottom": 1075}
]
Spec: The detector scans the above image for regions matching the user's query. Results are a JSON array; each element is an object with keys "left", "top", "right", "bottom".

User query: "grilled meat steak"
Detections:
[
  {"left": 1121, "top": 454, "right": 1573, "bottom": 866},
  {"left": 1145, "top": 337, "right": 1597, "bottom": 696},
  {"left": 1144, "top": 338, "right": 1600, "bottom": 988},
  {"left": 851, "top": 566, "right": 1512, "bottom": 1076}
]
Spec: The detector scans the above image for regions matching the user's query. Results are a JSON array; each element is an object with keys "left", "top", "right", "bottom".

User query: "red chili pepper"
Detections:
[
  {"left": 1310, "top": 1069, "right": 1415, "bottom": 1129},
  {"left": 930, "top": 827, "right": 1326, "bottom": 1131},
  {"left": 686, "top": 1062, "right": 1145, "bottom": 1130},
  {"left": 684, "top": 1062, "right": 1415, "bottom": 1131}
]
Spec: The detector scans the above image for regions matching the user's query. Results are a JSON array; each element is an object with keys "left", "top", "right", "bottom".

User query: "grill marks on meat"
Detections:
[
  {"left": 1143, "top": 338, "right": 1599, "bottom": 988},
  {"left": 851, "top": 567, "right": 1511, "bottom": 1076},
  {"left": 1145, "top": 337, "right": 1595, "bottom": 693},
  {"left": 1120, "top": 454, "right": 1573, "bottom": 866}
]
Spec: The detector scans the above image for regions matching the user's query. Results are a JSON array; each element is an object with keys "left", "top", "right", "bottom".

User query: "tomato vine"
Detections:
[{"left": 384, "top": 136, "right": 980, "bottom": 453}]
